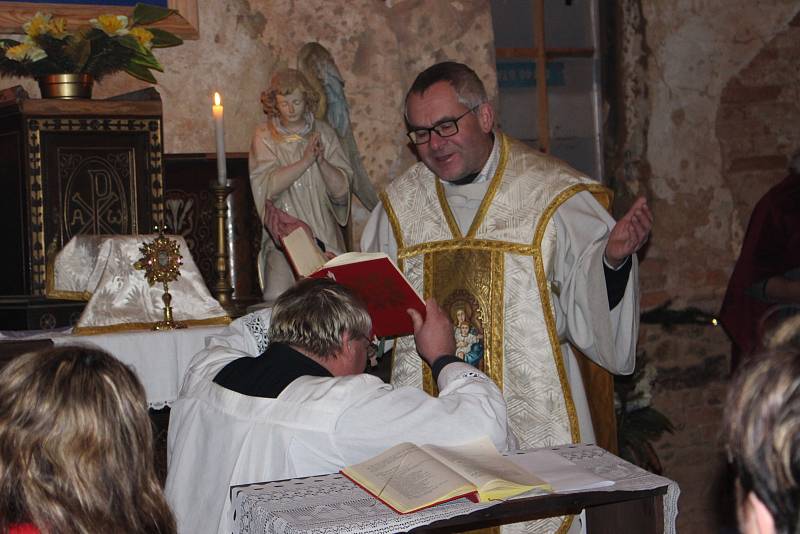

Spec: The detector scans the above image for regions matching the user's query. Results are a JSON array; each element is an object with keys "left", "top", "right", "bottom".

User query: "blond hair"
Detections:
[
  {"left": 724, "top": 344, "right": 800, "bottom": 534},
  {"left": 0, "top": 346, "right": 176, "bottom": 534},
  {"left": 268, "top": 278, "right": 371, "bottom": 359}
]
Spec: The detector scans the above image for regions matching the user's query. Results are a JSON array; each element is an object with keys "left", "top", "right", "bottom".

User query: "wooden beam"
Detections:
[
  {"left": 534, "top": 0, "right": 549, "bottom": 153},
  {"left": 495, "top": 47, "right": 595, "bottom": 59}
]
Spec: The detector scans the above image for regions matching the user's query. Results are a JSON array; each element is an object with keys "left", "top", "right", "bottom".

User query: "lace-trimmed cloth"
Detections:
[{"left": 231, "top": 444, "right": 679, "bottom": 534}]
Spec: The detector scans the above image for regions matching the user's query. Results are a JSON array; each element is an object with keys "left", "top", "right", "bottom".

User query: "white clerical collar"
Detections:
[{"left": 440, "top": 133, "right": 500, "bottom": 187}]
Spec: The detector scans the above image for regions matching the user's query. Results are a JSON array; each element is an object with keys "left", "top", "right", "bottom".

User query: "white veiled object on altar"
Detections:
[{"left": 47, "top": 235, "right": 230, "bottom": 334}]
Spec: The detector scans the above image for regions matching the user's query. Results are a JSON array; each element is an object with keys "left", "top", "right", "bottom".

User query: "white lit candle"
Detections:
[{"left": 212, "top": 92, "right": 227, "bottom": 186}]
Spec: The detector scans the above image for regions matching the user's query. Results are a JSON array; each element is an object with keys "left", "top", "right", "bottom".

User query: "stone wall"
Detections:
[
  {"left": 5, "top": 0, "right": 495, "bottom": 191},
  {"left": 4, "top": 0, "right": 496, "bottom": 232},
  {"left": 612, "top": 1, "right": 800, "bottom": 531},
  {"left": 6, "top": 0, "right": 800, "bottom": 530}
]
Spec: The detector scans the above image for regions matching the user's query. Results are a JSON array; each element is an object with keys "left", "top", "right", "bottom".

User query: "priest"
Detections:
[{"left": 362, "top": 60, "right": 651, "bottom": 464}]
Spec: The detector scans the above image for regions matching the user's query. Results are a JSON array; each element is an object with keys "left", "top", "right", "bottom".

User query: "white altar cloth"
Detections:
[
  {"left": 0, "top": 325, "right": 225, "bottom": 409},
  {"left": 52, "top": 325, "right": 226, "bottom": 409},
  {"left": 231, "top": 444, "right": 679, "bottom": 534}
]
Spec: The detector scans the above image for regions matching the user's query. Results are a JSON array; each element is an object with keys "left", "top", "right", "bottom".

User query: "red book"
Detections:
[{"left": 281, "top": 228, "right": 424, "bottom": 338}]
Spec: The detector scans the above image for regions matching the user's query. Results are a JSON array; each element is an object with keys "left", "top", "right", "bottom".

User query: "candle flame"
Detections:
[{"left": 214, "top": 92, "right": 221, "bottom": 106}]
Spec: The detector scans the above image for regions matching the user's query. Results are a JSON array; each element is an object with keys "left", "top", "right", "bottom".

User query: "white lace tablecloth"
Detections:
[{"left": 231, "top": 444, "right": 679, "bottom": 534}]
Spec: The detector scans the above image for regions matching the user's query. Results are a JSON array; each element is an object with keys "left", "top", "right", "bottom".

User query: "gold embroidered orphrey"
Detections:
[
  {"left": 134, "top": 228, "right": 187, "bottom": 330},
  {"left": 382, "top": 134, "right": 612, "bottom": 534}
]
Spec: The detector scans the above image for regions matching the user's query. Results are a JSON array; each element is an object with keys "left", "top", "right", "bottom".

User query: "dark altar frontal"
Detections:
[{"left": 0, "top": 88, "right": 164, "bottom": 330}]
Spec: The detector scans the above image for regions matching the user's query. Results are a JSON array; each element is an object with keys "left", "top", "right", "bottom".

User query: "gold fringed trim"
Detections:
[
  {"left": 487, "top": 250, "right": 504, "bottom": 388},
  {"left": 399, "top": 238, "right": 538, "bottom": 259},
  {"left": 466, "top": 132, "right": 509, "bottom": 238},
  {"left": 557, "top": 515, "right": 575, "bottom": 534},
  {"left": 422, "top": 253, "right": 436, "bottom": 395},
  {"left": 531, "top": 183, "right": 605, "bottom": 444},
  {"left": 380, "top": 190, "right": 406, "bottom": 250},
  {"left": 589, "top": 185, "right": 613, "bottom": 212},
  {"left": 45, "top": 251, "right": 93, "bottom": 300},
  {"left": 385, "top": 188, "right": 411, "bottom": 389},
  {"left": 45, "top": 289, "right": 93, "bottom": 301},
  {"left": 434, "top": 178, "right": 462, "bottom": 238},
  {"left": 432, "top": 132, "right": 510, "bottom": 240},
  {"left": 72, "top": 315, "right": 231, "bottom": 336}
]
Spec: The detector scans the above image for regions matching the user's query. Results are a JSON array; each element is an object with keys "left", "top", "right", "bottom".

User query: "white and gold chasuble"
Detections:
[
  {"left": 383, "top": 135, "right": 612, "bottom": 451},
  {"left": 376, "top": 134, "right": 618, "bottom": 534}
]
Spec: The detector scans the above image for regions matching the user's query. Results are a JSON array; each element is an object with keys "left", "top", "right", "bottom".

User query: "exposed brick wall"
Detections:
[
  {"left": 611, "top": 2, "right": 800, "bottom": 533},
  {"left": 716, "top": 19, "right": 800, "bottom": 249},
  {"left": 640, "top": 323, "right": 733, "bottom": 532}
]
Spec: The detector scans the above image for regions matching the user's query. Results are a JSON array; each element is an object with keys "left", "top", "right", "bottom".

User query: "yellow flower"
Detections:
[
  {"left": 130, "top": 27, "right": 154, "bottom": 49},
  {"left": 90, "top": 14, "right": 129, "bottom": 36},
  {"left": 5, "top": 41, "right": 47, "bottom": 62},
  {"left": 46, "top": 17, "right": 69, "bottom": 39},
  {"left": 23, "top": 12, "right": 52, "bottom": 37}
]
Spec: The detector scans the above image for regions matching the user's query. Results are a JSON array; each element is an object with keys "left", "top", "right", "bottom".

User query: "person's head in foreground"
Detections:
[
  {"left": 268, "top": 277, "right": 374, "bottom": 375},
  {"left": 0, "top": 346, "right": 176, "bottom": 534},
  {"left": 724, "top": 327, "right": 800, "bottom": 534}
]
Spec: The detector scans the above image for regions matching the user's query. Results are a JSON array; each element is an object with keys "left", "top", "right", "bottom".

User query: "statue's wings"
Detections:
[{"left": 298, "top": 42, "right": 378, "bottom": 210}]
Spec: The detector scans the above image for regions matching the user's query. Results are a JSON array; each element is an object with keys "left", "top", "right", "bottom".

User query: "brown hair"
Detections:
[
  {"left": 0, "top": 346, "right": 176, "bottom": 534},
  {"left": 404, "top": 61, "right": 488, "bottom": 120}
]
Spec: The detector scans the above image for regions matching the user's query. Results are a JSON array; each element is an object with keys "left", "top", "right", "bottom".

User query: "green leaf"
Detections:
[
  {"left": 0, "top": 38, "right": 22, "bottom": 48},
  {"left": 125, "top": 61, "right": 157, "bottom": 83},
  {"left": 117, "top": 35, "right": 145, "bottom": 54},
  {"left": 148, "top": 28, "right": 183, "bottom": 48},
  {"left": 64, "top": 36, "right": 91, "bottom": 71},
  {"left": 131, "top": 52, "right": 163, "bottom": 72},
  {"left": 132, "top": 3, "right": 176, "bottom": 26}
]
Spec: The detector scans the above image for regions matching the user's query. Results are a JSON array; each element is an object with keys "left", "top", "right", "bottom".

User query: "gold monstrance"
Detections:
[{"left": 134, "top": 228, "right": 187, "bottom": 330}]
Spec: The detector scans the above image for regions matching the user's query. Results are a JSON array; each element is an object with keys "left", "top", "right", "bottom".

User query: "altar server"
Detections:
[{"left": 166, "top": 278, "right": 516, "bottom": 534}]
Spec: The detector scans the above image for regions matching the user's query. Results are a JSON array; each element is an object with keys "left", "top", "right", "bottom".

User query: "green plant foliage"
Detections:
[
  {"left": 0, "top": 4, "right": 182, "bottom": 83},
  {"left": 615, "top": 354, "right": 675, "bottom": 475}
]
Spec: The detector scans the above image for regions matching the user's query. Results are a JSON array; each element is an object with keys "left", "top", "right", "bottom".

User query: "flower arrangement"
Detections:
[{"left": 0, "top": 4, "right": 182, "bottom": 83}]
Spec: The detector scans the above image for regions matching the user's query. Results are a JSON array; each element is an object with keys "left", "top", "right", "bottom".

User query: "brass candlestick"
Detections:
[{"left": 211, "top": 182, "right": 235, "bottom": 314}]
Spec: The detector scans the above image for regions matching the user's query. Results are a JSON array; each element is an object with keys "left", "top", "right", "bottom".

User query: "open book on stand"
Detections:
[
  {"left": 340, "top": 437, "right": 552, "bottom": 514},
  {"left": 281, "top": 227, "right": 425, "bottom": 338}
]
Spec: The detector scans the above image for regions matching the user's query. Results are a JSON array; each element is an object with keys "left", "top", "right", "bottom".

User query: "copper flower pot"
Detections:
[{"left": 37, "top": 73, "right": 94, "bottom": 99}]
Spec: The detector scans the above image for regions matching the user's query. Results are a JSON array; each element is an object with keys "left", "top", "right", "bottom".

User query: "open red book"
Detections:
[{"left": 281, "top": 228, "right": 425, "bottom": 337}]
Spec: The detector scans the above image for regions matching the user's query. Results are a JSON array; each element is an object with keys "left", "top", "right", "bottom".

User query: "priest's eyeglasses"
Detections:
[{"left": 406, "top": 105, "right": 480, "bottom": 145}]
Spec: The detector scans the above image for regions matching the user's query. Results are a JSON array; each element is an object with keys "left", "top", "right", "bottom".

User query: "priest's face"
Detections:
[{"left": 405, "top": 81, "right": 494, "bottom": 182}]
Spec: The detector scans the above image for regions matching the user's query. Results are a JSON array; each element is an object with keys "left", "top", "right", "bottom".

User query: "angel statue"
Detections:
[
  {"left": 297, "top": 42, "right": 379, "bottom": 211},
  {"left": 249, "top": 68, "right": 353, "bottom": 302}
]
